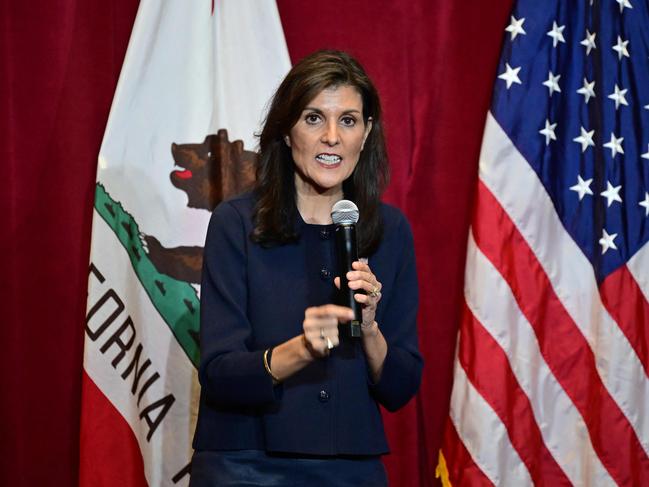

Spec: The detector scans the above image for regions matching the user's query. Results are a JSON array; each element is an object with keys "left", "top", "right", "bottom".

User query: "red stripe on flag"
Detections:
[
  {"left": 442, "top": 418, "right": 494, "bottom": 486},
  {"left": 600, "top": 264, "right": 649, "bottom": 377},
  {"left": 458, "top": 300, "right": 572, "bottom": 485},
  {"left": 79, "top": 371, "right": 149, "bottom": 487},
  {"left": 472, "top": 180, "right": 649, "bottom": 486}
]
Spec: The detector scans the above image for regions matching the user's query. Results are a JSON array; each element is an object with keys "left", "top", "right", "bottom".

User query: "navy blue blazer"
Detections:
[{"left": 192, "top": 193, "right": 422, "bottom": 456}]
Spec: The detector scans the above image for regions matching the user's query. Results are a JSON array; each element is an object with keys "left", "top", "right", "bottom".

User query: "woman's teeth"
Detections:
[{"left": 316, "top": 154, "right": 342, "bottom": 165}]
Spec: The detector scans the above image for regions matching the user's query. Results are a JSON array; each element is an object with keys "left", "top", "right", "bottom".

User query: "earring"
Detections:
[{"left": 284, "top": 135, "right": 290, "bottom": 147}]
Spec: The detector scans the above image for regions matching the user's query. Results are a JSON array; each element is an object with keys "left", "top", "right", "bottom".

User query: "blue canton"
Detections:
[{"left": 491, "top": 0, "right": 649, "bottom": 282}]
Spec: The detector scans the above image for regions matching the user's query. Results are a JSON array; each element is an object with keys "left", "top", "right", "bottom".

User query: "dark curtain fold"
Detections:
[
  {"left": 1, "top": 1, "right": 512, "bottom": 485},
  {"left": 0, "top": 2, "right": 140, "bottom": 485}
]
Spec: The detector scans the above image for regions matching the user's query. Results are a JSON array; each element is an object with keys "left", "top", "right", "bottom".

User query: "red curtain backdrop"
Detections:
[{"left": 1, "top": 1, "right": 512, "bottom": 485}]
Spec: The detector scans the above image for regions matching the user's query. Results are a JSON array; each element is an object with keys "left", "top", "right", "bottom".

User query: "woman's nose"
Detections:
[{"left": 321, "top": 121, "right": 340, "bottom": 146}]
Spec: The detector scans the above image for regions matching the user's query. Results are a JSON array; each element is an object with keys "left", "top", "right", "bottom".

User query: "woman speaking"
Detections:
[{"left": 190, "top": 50, "right": 422, "bottom": 486}]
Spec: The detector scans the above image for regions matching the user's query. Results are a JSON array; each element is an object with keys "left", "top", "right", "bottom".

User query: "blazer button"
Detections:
[
  {"left": 320, "top": 268, "right": 331, "bottom": 280},
  {"left": 319, "top": 229, "right": 330, "bottom": 240},
  {"left": 319, "top": 390, "right": 330, "bottom": 402}
]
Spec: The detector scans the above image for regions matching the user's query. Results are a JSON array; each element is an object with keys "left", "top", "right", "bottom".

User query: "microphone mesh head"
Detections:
[{"left": 331, "top": 200, "right": 359, "bottom": 225}]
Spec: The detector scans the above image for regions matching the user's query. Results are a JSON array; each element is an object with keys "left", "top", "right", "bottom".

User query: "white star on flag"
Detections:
[
  {"left": 573, "top": 126, "right": 595, "bottom": 152},
  {"left": 506, "top": 16, "right": 526, "bottom": 40},
  {"left": 616, "top": 0, "right": 633, "bottom": 12},
  {"left": 547, "top": 21, "right": 566, "bottom": 47},
  {"left": 543, "top": 71, "right": 561, "bottom": 96},
  {"left": 608, "top": 84, "right": 628, "bottom": 109},
  {"left": 599, "top": 229, "right": 618, "bottom": 254},
  {"left": 640, "top": 193, "right": 649, "bottom": 217},
  {"left": 642, "top": 144, "right": 649, "bottom": 160},
  {"left": 603, "top": 132, "right": 624, "bottom": 157},
  {"left": 645, "top": 104, "right": 649, "bottom": 110},
  {"left": 570, "top": 175, "right": 594, "bottom": 200},
  {"left": 581, "top": 30, "right": 597, "bottom": 55},
  {"left": 498, "top": 63, "right": 522, "bottom": 89},
  {"left": 613, "top": 36, "right": 630, "bottom": 60},
  {"left": 601, "top": 181, "right": 623, "bottom": 207},
  {"left": 577, "top": 78, "right": 596, "bottom": 103},
  {"left": 539, "top": 119, "right": 557, "bottom": 145}
]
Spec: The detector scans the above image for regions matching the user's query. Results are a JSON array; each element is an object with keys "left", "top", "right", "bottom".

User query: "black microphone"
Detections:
[{"left": 331, "top": 200, "right": 362, "bottom": 338}]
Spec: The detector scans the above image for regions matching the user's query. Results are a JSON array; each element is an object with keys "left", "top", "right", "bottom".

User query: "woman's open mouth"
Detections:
[{"left": 315, "top": 153, "right": 342, "bottom": 167}]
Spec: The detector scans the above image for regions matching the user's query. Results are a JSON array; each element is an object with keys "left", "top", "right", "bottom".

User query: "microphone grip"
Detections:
[{"left": 335, "top": 224, "right": 362, "bottom": 338}]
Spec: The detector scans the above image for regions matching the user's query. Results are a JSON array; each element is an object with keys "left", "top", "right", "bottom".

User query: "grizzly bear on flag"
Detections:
[{"left": 143, "top": 129, "right": 256, "bottom": 284}]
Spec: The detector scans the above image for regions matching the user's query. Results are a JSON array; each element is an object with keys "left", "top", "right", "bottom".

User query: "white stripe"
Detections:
[
  {"left": 84, "top": 215, "right": 199, "bottom": 487},
  {"left": 464, "top": 231, "right": 614, "bottom": 485},
  {"left": 627, "top": 242, "right": 649, "bottom": 304},
  {"left": 479, "top": 112, "right": 649, "bottom": 456},
  {"left": 449, "top": 353, "right": 534, "bottom": 486},
  {"left": 214, "top": 0, "right": 291, "bottom": 148}
]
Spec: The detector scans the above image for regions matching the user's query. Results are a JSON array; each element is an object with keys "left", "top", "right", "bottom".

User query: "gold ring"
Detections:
[
  {"left": 369, "top": 286, "right": 380, "bottom": 298},
  {"left": 326, "top": 337, "right": 334, "bottom": 350},
  {"left": 320, "top": 328, "right": 326, "bottom": 340}
]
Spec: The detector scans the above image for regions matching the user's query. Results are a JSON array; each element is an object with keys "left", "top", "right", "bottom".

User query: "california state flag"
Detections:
[{"left": 80, "top": 1, "right": 290, "bottom": 485}]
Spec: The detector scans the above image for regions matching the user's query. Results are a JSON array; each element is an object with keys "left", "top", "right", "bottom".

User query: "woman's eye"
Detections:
[
  {"left": 305, "top": 114, "right": 321, "bottom": 124},
  {"left": 341, "top": 116, "right": 356, "bottom": 127}
]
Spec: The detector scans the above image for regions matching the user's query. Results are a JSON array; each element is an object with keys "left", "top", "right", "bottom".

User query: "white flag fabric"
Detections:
[{"left": 80, "top": 1, "right": 290, "bottom": 485}]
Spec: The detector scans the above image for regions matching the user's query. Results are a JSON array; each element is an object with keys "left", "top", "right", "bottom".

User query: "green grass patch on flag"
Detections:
[{"left": 94, "top": 182, "right": 200, "bottom": 368}]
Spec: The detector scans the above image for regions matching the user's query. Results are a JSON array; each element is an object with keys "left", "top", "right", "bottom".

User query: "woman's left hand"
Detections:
[
  {"left": 335, "top": 260, "right": 387, "bottom": 382},
  {"left": 334, "top": 260, "right": 382, "bottom": 328}
]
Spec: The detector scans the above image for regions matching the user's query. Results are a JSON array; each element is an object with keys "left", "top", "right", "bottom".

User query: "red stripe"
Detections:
[
  {"left": 458, "top": 300, "right": 572, "bottom": 486},
  {"left": 472, "top": 180, "right": 649, "bottom": 486},
  {"left": 79, "top": 371, "right": 149, "bottom": 487},
  {"left": 442, "top": 418, "right": 494, "bottom": 486},
  {"left": 600, "top": 264, "right": 649, "bottom": 377}
]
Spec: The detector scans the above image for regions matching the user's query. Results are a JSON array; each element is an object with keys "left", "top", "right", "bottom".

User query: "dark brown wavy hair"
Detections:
[{"left": 252, "top": 49, "right": 389, "bottom": 256}]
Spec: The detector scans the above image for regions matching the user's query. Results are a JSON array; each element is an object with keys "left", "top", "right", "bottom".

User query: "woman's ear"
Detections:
[{"left": 361, "top": 117, "right": 373, "bottom": 150}]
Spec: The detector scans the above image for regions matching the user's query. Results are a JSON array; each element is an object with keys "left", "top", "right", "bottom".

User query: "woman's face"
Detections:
[{"left": 287, "top": 85, "right": 372, "bottom": 196}]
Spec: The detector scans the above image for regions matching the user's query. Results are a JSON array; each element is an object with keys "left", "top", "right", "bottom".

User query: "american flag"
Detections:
[{"left": 439, "top": 1, "right": 649, "bottom": 485}]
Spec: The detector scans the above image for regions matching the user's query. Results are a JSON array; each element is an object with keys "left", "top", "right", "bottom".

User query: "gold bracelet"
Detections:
[{"left": 263, "top": 348, "right": 280, "bottom": 383}]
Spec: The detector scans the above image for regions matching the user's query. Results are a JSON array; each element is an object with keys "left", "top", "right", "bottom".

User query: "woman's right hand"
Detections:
[{"left": 302, "top": 305, "right": 354, "bottom": 358}]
